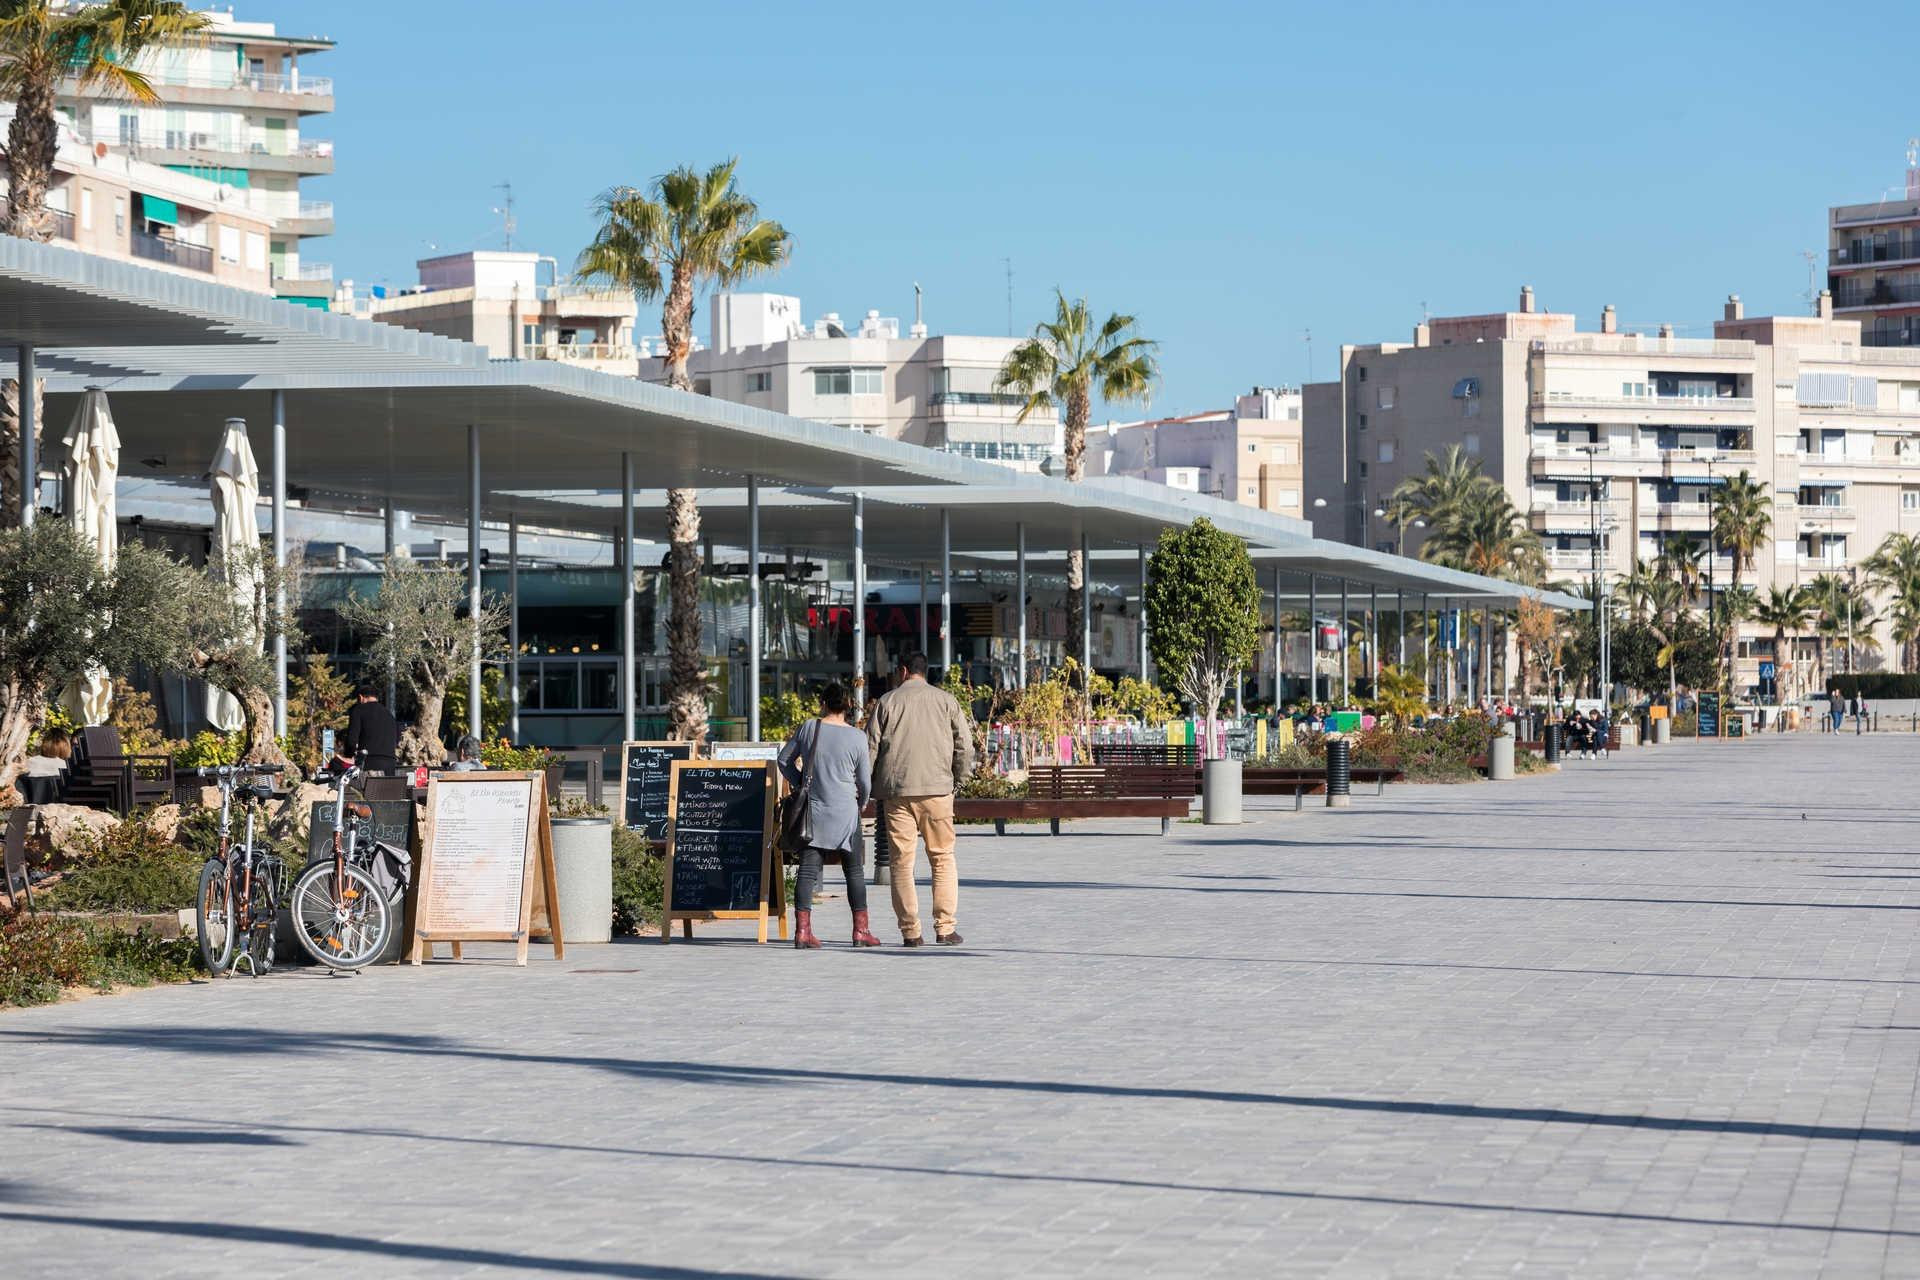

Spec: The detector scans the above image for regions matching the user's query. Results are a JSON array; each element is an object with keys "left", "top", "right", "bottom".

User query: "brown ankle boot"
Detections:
[
  {"left": 850, "top": 909, "right": 881, "bottom": 947},
  {"left": 793, "top": 910, "right": 821, "bottom": 949}
]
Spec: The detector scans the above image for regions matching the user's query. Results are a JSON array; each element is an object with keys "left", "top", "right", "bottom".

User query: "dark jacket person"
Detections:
[{"left": 343, "top": 687, "right": 401, "bottom": 774}]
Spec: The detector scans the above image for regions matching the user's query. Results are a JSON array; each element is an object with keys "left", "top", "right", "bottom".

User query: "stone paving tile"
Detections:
[{"left": 3, "top": 734, "right": 1920, "bottom": 1276}]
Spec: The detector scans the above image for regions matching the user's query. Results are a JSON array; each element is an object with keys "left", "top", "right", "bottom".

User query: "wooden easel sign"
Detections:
[
  {"left": 410, "top": 771, "right": 563, "bottom": 966},
  {"left": 661, "top": 759, "right": 777, "bottom": 943},
  {"left": 618, "top": 740, "right": 696, "bottom": 842}
]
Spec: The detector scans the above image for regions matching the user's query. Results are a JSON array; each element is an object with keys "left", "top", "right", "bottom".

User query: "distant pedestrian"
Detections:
[
  {"left": 867, "top": 652, "right": 976, "bottom": 946},
  {"left": 1852, "top": 693, "right": 1867, "bottom": 735},
  {"left": 1587, "top": 709, "right": 1609, "bottom": 759},
  {"left": 1827, "top": 687, "right": 1845, "bottom": 733},
  {"left": 343, "top": 682, "right": 401, "bottom": 774},
  {"left": 778, "top": 683, "right": 879, "bottom": 950},
  {"left": 447, "top": 735, "right": 485, "bottom": 772}
]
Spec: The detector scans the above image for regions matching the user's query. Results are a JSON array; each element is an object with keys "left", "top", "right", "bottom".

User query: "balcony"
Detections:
[
  {"left": 526, "top": 342, "right": 637, "bottom": 369},
  {"left": 130, "top": 230, "right": 212, "bottom": 273},
  {"left": 1530, "top": 445, "right": 1659, "bottom": 479},
  {"left": 1649, "top": 501, "right": 1712, "bottom": 529},
  {"left": 1788, "top": 503, "right": 1857, "bottom": 528},
  {"left": 1863, "top": 328, "right": 1920, "bottom": 348},
  {"left": 89, "top": 128, "right": 335, "bottom": 174},
  {"left": 278, "top": 201, "right": 334, "bottom": 236},
  {"left": 1545, "top": 548, "right": 1607, "bottom": 571},
  {"left": 1661, "top": 447, "right": 1758, "bottom": 472},
  {"left": 1832, "top": 279, "right": 1920, "bottom": 309},
  {"left": 1831, "top": 236, "right": 1920, "bottom": 270},
  {"left": 278, "top": 261, "right": 333, "bottom": 282},
  {"left": 70, "top": 68, "right": 334, "bottom": 109},
  {"left": 1534, "top": 390, "right": 1754, "bottom": 416},
  {"left": 1535, "top": 334, "right": 1752, "bottom": 358},
  {"left": 930, "top": 390, "right": 1045, "bottom": 422}
]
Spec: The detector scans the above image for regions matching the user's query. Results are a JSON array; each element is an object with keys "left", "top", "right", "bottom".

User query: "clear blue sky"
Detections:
[{"left": 254, "top": 0, "right": 1916, "bottom": 416}]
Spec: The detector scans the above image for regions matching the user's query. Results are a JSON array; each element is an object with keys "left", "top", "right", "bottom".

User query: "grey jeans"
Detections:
[{"left": 795, "top": 836, "right": 868, "bottom": 913}]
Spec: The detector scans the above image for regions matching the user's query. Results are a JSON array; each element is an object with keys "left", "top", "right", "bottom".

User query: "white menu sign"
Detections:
[{"left": 422, "top": 777, "right": 532, "bottom": 934}]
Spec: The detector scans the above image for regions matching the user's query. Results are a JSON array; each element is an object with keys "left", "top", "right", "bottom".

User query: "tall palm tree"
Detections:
[
  {"left": 1709, "top": 470, "right": 1770, "bottom": 693},
  {"left": 1657, "top": 534, "right": 1706, "bottom": 604},
  {"left": 996, "top": 291, "right": 1157, "bottom": 672},
  {"left": 0, "top": 1, "right": 209, "bottom": 241},
  {"left": 1865, "top": 531, "right": 1920, "bottom": 671},
  {"left": 1390, "top": 444, "right": 1496, "bottom": 534},
  {"left": 1807, "top": 572, "right": 1876, "bottom": 682},
  {"left": 1751, "top": 584, "right": 1812, "bottom": 702},
  {"left": 1420, "top": 484, "right": 1542, "bottom": 582},
  {"left": 577, "top": 159, "right": 791, "bottom": 741}
]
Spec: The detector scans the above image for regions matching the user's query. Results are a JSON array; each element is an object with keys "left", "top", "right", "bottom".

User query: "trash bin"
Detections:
[
  {"left": 1489, "top": 724, "right": 1516, "bottom": 780},
  {"left": 1325, "top": 737, "right": 1352, "bottom": 808},
  {"left": 1543, "top": 722, "right": 1562, "bottom": 765},
  {"left": 1653, "top": 716, "right": 1671, "bottom": 744},
  {"left": 1202, "top": 758, "right": 1243, "bottom": 824},
  {"left": 546, "top": 817, "right": 613, "bottom": 943}
]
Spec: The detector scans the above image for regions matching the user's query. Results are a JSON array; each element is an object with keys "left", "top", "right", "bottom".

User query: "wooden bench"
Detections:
[
  {"left": 1029, "top": 765, "right": 1195, "bottom": 835},
  {"left": 1239, "top": 766, "right": 1405, "bottom": 808},
  {"left": 66, "top": 726, "right": 175, "bottom": 816}
]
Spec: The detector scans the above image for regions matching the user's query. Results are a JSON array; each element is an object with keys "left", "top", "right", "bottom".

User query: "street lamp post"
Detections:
[{"left": 1312, "top": 495, "right": 1387, "bottom": 549}]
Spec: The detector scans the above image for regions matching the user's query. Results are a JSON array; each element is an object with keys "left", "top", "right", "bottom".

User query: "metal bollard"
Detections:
[
  {"left": 868, "top": 809, "right": 891, "bottom": 886},
  {"left": 1325, "top": 737, "right": 1352, "bottom": 808},
  {"left": 1543, "top": 722, "right": 1561, "bottom": 765}
]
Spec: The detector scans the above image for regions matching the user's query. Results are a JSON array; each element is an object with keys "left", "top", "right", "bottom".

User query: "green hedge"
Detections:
[{"left": 1829, "top": 674, "right": 1920, "bottom": 699}]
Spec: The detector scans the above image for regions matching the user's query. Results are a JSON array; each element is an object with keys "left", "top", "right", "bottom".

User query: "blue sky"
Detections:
[{"left": 256, "top": 0, "right": 1916, "bottom": 415}]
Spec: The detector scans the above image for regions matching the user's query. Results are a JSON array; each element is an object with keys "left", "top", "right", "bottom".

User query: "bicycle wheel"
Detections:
[
  {"left": 288, "top": 861, "right": 391, "bottom": 971},
  {"left": 242, "top": 856, "right": 279, "bottom": 976},
  {"left": 194, "top": 858, "right": 235, "bottom": 976}
]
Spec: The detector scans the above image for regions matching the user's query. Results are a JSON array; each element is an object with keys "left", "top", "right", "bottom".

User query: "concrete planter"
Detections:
[
  {"left": 1489, "top": 724, "right": 1516, "bottom": 780},
  {"left": 549, "top": 817, "right": 613, "bottom": 943},
  {"left": 1653, "top": 717, "right": 1671, "bottom": 745},
  {"left": 1201, "top": 759, "right": 1243, "bottom": 825}
]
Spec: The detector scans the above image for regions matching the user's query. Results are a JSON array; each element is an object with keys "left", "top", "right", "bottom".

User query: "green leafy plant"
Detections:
[
  {"left": 551, "top": 795, "right": 610, "bottom": 820},
  {"left": 171, "top": 730, "right": 241, "bottom": 770},
  {"left": 758, "top": 689, "right": 809, "bottom": 742},
  {"left": 444, "top": 666, "right": 513, "bottom": 743},
  {"left": 1100, "top": 675, "right": 1179, "bottom": 726},
  {"left": 611, "top": 824, "right": 663, "bottom": 936},
  {"left": 480, "top": 739, "right": 559, "bottom": 771},
  {"left": 35, "top": 810, "right": 202, "bottom": 913},
  {"left": 0, "top": 910, "right": 91, "bottom": 1006},
  {"left": 1146, "top": 518, "right": 1260, "bottom": 756},
  {"left": 288, "top": 654, "right": 356, "bottom": 773}
]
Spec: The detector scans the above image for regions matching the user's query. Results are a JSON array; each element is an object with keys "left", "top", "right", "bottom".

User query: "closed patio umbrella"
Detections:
[
  {"left": 60, "top": 389, "right": 119, "bottom": 725},
  {"left": 206, "top": 417, "right": 261, "bottom": 732}
]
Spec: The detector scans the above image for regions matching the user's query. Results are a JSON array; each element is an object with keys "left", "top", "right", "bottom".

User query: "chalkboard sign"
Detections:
[
  {"left": 306, "top": 800, "right": 414, "bottom": 870},
  {"left": 409, "top": 771, "right": 562, "bottom": 966},
  {"left": 662, "top": 760, "right": 776, "bottom": 943},
  {"left": 1698, "top": 692, "right": 1721, "bottom": 738},
  {"left": 709, "top": 741, "right": 780, "bottom": 762},
  {"left": 619, "top": 740, "right": 694, "bottom": 841},
  {"left": 1727, "top": 713, "right": 1745, "bottom": 739}
]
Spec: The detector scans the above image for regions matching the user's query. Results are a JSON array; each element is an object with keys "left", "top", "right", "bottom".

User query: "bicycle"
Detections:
[
  {"left": 192, "top": 763, "right": 287, "bottom": 978},
  {"left": 288, "top": 759, "right": 405, "bottom": 970}
]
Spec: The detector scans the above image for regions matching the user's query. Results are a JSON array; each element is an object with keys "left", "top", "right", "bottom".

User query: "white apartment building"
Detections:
[
  {"left": 670, "top": 292, "right": 1061, "bottom": 471},
  {"left": 1305, "top": 286, "right": 1920, "bottom": 696},
  {"left": 42, "top": 4, "right": 334, "bottom": 306},
  {"left": 1829, "top": 166, "right": 1920, "bottom": 349},
  {"left": 360, "top": 251, "right": 638, "bottom": 378},
  {"left": 1089, "top": 387, "right": 1305, "bottom": 518},
  {"left": 0, "top": 107, "right": 276, "bottom": 293}
]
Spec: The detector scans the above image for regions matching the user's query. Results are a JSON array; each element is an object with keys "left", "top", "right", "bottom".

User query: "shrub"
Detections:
[
  {"left": 83, "top": 925, "right": 198, "bottom": 989},
  {"left": 1830, "top": 673, "right": 1920, "bottom": 700},
  {"left": 36, "top": 810, "right": 203, "bottom": 913},
  {"left": 172, "top": 730, "right": 241, "bottom": 769},
  {"left": 0, "top": 911, "right": 92, "bottom": 1006},
  {"left": 758, "top": 690, "right": 809, "bottom": 742},
  {"left": 610, "top": 824, "right": 662, "bottom": 936},
  {"left": 481, "top": 739, "right": 559, "bottom": 771}
]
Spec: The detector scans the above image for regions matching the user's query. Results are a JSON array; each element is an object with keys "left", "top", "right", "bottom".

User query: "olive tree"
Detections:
[
  {"left": 1145, "top": 518, "right": 1260, "bottom": 760},
  {"left": 340, "top": 559, "right": 507, "bottom": 765},
  {"left": 189, "top": 547, "right": 298, "bottom": 768}
]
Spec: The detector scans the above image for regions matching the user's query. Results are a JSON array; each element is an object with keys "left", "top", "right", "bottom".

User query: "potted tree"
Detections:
[{"left": 1145, "top": 519, "right": 1260, "bottom": 824}]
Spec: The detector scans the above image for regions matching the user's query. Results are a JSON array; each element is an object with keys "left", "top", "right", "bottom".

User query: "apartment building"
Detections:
[
  {"left": 670, "top": 292, "right": 1061, "bottom": 471},
  {"left": 361, "top": 251, "right": 639, "bottom": 377},
  {"left": 44, "top": 4, "right": 334, "bottom": 306},
  {"left": 1829, "top": 168, "right": 1920, "bottom": 349},
  {"left": 0, "top": 108, "right": 276, "bottom": 292},
  {"left": 1305, "top": 286, "right": 1920, "bottom": 695},
  {"left": 1089, "top": 387, "right": 1305, "bottom": 518}
]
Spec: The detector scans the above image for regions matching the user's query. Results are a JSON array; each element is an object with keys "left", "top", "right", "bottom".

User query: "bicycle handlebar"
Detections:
[{"left": 193, "top": 764, "right": 286, "bottom": 779}]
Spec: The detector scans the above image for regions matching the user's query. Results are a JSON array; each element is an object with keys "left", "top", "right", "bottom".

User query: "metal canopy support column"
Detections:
[
  {"left": 747, "top": 475, "right": 761, "bottom": 742},
  {"left": 1339, "top": 577, "right": 1350, "bottom": 703},
  {"left": 1016, "top": 522, "right": 1028, "bottom": 688},
  {"left": 466, "top": 423, "right": 482, "bottom": 741},
  {"left": 1271, "top": 566, "right": 1283, "bottom": 705},
  {"left": 1138, "top": 544, "right": 1149, "bottom": 680},
  {"left": 15, "top": 345, "right": 33, "bottom": 527},
  {"left": 918, "top": 567, "right": 929, "bottom": 656},
  {"left": 271, "top": 390, "right": 287, "bottom": 736},
  {"left": 620, "top": 452, "right": 635, "bottom": 743},
  {"left": 1421, "top": 593, "right": 1431, "bottom": 701},
  {"left": 1307, "top": 574, "right": 1318, "bottom": 702},
  {"left": 853, "top": 492, "right": 867, "bottom": 714},
  {"left": 1080, "top": 532, "right": 1091, "bottom": 676},
  {"left": 939, "top": 507, "right": 952, "bottom": 674},
  {"left": 1396, "top": 589, "right": 1406, "bottom": 668},
  {"left": 508, "top": 514, "right": 521, "bottom": 742},
  {"left": 384, "top": 503, "right": 399, "bottom": 708},
  {"left": 1368, "top": 583, "right": 1379, "bottom": 691},
  {"left": 1483, "top": 604, "right": 1494, "bottom": 706}
]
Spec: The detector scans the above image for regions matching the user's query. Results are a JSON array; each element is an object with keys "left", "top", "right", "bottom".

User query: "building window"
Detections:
[
  {"left": 112, "top": 196, "right": 125, "bottom": 236},
  {"left": 1378, "top": 442, "right": 1395, "bottom": 464},
  {"left": 1358, "top": 414, "right": 1368, "bottom": 430},
  {"left": 1276, "top": 488, "right": 1300, "bottom": 508},
  {"left": 521, "top": 323, "right": 541, "bottom": 350},
  {"left": 244, "top": 231, "right": 265, "bottom": 270},
  {"left": 851, "top": 366, "right": 883, "bottom": 395},
  {"left": 814, "top": 367, "right": 851, "bottom": 395},
  {"left": 1357, "top": 366, "right": 1367, "bottom": 382},
  {"left": 1247, "top": 443, "right": 1258, "bottom": 454},
  {"left": 744, "top": 371, "right": 771, "bottom": 393},
  {"left": 1272, "top": 443, "right": 1293, "bottom": 462},
  {"left": 1377, "top": 386, "right": 1395, "bottom": 410},
  {"left": 1904, "top": 488, "right": 1920, "bottom": 512},
  {"left": 79, "top": 188, "right": 93, "bottom": 231},
  {"left": 218, "top": 225, "right": 240, "bottom": 264},
  {"left": 1463, "top": 432, "right": 1480, "bottom": 456},
  {"left": 1359, "top": 461, "right": 1369, "bottom": 478},
  {"left": 1244, "top": 485, "right": 1256, "bottom": 497}
]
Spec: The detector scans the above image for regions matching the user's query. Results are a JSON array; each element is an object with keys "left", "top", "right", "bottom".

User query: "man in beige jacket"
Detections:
[{"left": 866, "top": 652, "right": 977, "bottom": 945}]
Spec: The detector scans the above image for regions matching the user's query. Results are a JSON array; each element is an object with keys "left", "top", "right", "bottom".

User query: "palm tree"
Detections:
[
  {"left": 1390, "top": 444, "right": 1496, "bottom": 534},
  {"left": 577, "top": 159, "right": 791, "bottom": 741},
  {"left": 1657, "top": 534, "right": 1705, "bottom": 604},
  {"left": 0, "top": 1, "right": 209, "bottom": 241},
  {"left": 1751, "top": 584, "right": 1812, "bottom": 702},
  {"left": 1420, "top": 484, "right": 1542, "bottom": 582},
  {"left": 1807, "top": 572, "right": 1876, "bottom": 682},
  {"left": 1865, "top": 531, "right": 1920, "bottom": 671},
  {"left": 996, "top": 291, "right": 1157, "bottom": 672},
  {"left": 1708, "top": 471, "right": 1770, "bottom": 693}
]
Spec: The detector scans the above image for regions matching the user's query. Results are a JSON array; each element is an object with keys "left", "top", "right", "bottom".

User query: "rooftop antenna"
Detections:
[
  {"left": 1800, "top": 249, "right": 1819, "bottom": 315},
  {"left": 1003, "top": 258, "right": 1013, "bottom": 336},
  {"left": 1303, "top": 328, "right": 1313, "bottom": 384},
  {"left": 911, "top": 281, "right": 927, "bottom": 338},
  {"left": 492, "top": 181, "right": 516, "bottom": 251},
  {"left": 1908, "top": 138, "right": 1920, "bottom": 200}
]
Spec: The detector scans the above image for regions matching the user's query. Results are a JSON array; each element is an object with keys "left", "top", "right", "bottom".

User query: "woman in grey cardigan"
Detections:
[{"left": 777, "top": 683, "right": 880, "bottom": 949}]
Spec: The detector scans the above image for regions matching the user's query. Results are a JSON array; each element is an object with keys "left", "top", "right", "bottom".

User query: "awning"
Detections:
[
  {"left": 1797, "top": 478, "right": 1849, "bottom": 488},
  {"left": 137, "top": 195, "right": 178, "bottom": 225}
]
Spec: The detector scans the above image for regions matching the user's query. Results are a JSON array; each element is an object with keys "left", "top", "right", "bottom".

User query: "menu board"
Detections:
[
  {"left": 619, "top": 740, "right": 693, "bottom": 841},
  {"left": 410, "top": 771, "right": 562, "bottom": 965},
  {"left": 1697, "top": 692, "right": 1721, "bottom": 739},
  {"left": 306, "top": 800, "right": 414, "bottom": 870},
  {"left": 709, "top": 741, "right": 781, "bottom": 762},
  {"left": 662, "top": 760, "right": 776, "bottom": 942}
]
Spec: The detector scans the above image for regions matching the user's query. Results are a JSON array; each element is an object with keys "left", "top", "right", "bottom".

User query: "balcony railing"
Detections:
[
  {"left": 527, "top": 343, "right": 636, "bottom": 363},
  {"left": 130, "top": 231, "right": 212, "bottom": 273},
  {"left": 1534, "top": 391, "right": 1754, "bottom": 412},
  {"left": 1535, "top": 335, "right": 1753, "bottom": 358},
  {"left": 1530, "top": 499, "right": 1619, "bottom": 517},
  {"left": 67, "top": 68, "right": 332, "bottom": 96},
  {"left": 1863, "top": 329, "right": 1920, "bottom": 348},
  {"left": 1790, "top": 504, "right": 1856, "bottom": 522},
  {"left": 1832, "top": 236, "right": 1920, "bottom": 267},
  {"left": 1545, "top": 548, "right": 1607, "bottom": 570},
  {"left": 276, "top": 261, "right": 333, "bottom": 282},
  {"left": 1833, "top": 280, "right": 1920, "bottom": 308},
  {"left": 296, "top": 201, "right": 333, "bottom": 220}
]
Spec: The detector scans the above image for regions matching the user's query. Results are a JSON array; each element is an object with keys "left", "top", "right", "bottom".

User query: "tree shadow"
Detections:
[{"left": 13, "top": 1124, "right": 296, "bottom": 1147}]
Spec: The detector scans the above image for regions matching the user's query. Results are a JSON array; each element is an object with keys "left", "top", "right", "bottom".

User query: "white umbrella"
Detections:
[
  {"left": 59, "top": 389, "right": 119, "bottom": 725},
  {"left": 206, "top": 417, "right": 261, "bottom": 732}
]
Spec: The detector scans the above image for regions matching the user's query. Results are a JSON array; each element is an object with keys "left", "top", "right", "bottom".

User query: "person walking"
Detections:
[
  {"left": 1852, "top": 693, "right": 1867, "bottom": 736},
  {"left": 343, "top": 683, "right": 401, "bottom": 774},
  {"left": 1827, "top": 687, "right": 1845, "bottom": 733},
  {"left": 867, "top": 652, "right": 976, "bottom": 946},
  {"left": 777, "top": 683, "right": 879, "bottom": 950}
]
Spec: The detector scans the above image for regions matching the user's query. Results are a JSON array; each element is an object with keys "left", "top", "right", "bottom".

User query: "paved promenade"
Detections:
[{"left": 4, "top": 734, "right": 1920, "bottom": 1277}]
